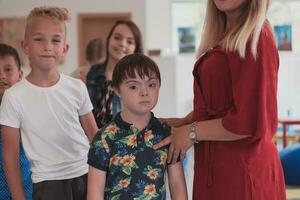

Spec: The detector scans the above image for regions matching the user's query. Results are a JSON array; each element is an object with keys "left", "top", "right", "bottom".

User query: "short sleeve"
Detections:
[
  {"left": 87, "top": 130, "right": 111, "bottom": 171},
  {"left": 0, "top": 90, "right": 21, "bottom": 128},
  {"left": 222, "top": 26, "right": 279, "bottom": 138},
  {"left": 193, "top": 63, "right": 204, "bottom": 121},
  {"left": 78, "top": 80, "right": 93, "bottom": 116}
]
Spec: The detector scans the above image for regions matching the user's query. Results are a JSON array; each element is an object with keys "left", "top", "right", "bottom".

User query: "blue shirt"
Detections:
[
  {"left": 86, "top": 64, "right": 122, "bottom": 127},
  {"left": 87, "top": 63, "right": 121, "bottom": 113},
  {"left": 88, "top": 112, "right": 171, "bottom": 200},
  {"left": 0, "top": 127, "right": 32, "bottom": 200},
  {"left": 86, "top": 63, "right": 107, "bottom": 107}
]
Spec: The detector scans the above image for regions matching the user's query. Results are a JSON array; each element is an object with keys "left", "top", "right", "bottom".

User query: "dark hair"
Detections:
[
  {"left": 104, "top": 20, "right": 143, "bottom": 66},
  {"left": 112, "top": 53, "right": 161, "bottom": 89},
  {"left": 85, "top": 38, "right": 105, "bottom": 63},
  {"left": 0, "top": 43, "right": 21, "bottom": 69}
]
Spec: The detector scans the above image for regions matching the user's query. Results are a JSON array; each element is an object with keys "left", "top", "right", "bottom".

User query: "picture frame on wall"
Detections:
[
  {"left": 274, "top": 24, "right": 292, "bottom": 51},
  {"left": 178, "top": 27, "right": 196, "bottom": 53}
]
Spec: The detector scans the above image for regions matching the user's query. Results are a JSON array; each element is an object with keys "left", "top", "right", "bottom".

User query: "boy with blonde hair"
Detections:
[{"left": 0, "top": 6, "right": 98, "bottom": 200}]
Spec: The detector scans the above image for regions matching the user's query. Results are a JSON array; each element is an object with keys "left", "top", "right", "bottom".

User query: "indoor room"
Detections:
[{"left": 0, "top": 0, "right": 299, "bottom": 199}]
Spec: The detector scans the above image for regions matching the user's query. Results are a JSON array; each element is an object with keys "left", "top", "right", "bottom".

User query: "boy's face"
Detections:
[
  {"left": 0, "top": 56, "right": 23, "bottom": 98},
  {"left": 115, "top": 72, "right": 160, "bottom": 116},
  {"left": 22, "top": 17, "right": 69, "bottom": 71}
]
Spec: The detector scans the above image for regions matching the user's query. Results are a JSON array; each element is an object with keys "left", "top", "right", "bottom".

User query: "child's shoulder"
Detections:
[
  {"left": 62, "top": 73, "right": 85, "bottom": 84},
  {"left": 102, "top": 121, "right": 119, "bottom": 134},
  {"left": 4, "top": 78, "right": 27, "bottom": 95},
  {"left": 93, "top": 121, "right": 120, "bottom": 142},
  {"left": 60, "top": 74, "right": 87, "bottom": 90},
  {"left": 150, "top": 114, "right": 171, "bottom": 137}
]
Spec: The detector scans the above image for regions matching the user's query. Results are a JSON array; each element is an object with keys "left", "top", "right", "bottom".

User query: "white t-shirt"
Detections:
[{"left": 0, "top": 74, "right": 93, "bottom": 183}]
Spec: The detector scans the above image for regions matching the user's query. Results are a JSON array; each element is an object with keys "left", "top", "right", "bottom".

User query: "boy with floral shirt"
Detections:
[{"left": 87, "top": 53, "right": 187, "bottom": 200}]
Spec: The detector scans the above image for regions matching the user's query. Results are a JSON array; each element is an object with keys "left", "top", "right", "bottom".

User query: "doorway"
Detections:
[{"left": 77, "top": 13, "right": 131, "bottom": 66}]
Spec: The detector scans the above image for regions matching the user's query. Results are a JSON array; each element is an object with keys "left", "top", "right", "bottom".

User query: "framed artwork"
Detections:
[
  {"left": 178, "top": 27, "right": 196, "bottom": 53},
  {"left": 0, "top": 17, "right": 27, "bottom": 66},
  {"left": 274, "top": 25, "right": 292, "bottom": 51}
]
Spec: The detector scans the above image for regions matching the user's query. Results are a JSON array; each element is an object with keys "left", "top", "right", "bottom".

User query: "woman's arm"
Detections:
[
  {"left": 167, "top": 162, "right": 188, "bottom": 200},
  {"left": 80, "top": 112, "right": 98, "bottom": 143},
  {"left": 154, "top": 111, "right": 194, "bottom": 151},
  {"left": 87, "top": 166, "right": 106, "bottom": 200},
  {"left": 160, "top": 111, "right": 194, "bottom": 127},
  {"left": 2, "top": 126, "right": 27, "bottom": 200},
  {"left": 155, "top": 118, "right": 250, "bottom": 164}
]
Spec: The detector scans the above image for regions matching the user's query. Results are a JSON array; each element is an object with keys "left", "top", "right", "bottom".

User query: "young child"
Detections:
[
  {"left": 0, "top": 7, "right": 98, "bottom": 200},
  {"left": 71, "top": 38, "right": 105, "bottom": 83},
  {"left": 0, "top": 43, "right": 32, "bottom": 200},
  {"left": 87, "top": 53, "right": 188, "bottom": 200}
]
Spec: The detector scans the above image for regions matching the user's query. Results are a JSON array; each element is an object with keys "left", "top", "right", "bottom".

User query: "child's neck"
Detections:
[
  {"left": 26, "top": 68, "right": 60, "bottom": 87},
  {"left": 120, "top": 111, "right": 151, "bottom": 131}
]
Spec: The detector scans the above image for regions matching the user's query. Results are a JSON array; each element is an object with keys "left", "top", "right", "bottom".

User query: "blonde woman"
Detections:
[{"left": 154, "top": 0, "right": 286, "bottom": 199}]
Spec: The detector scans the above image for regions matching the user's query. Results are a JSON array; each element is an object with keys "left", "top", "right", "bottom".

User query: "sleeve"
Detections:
[
  {"left": 192, "top": 59, "right": 202, "bottom": 120},
  {"left": 87, "top": 130, "right": 111, "bottom": 171},
  {"left": 78, "top": 80, "right": 93, "bottom": 116},
  {"left": 0, "top": 90, "right": 22, "bottom": 128},
  {"left": 222, "top": 28, "right": 279, "bottom": 138}
]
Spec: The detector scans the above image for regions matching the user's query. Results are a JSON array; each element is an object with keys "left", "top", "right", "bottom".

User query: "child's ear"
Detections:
[
  {"left": 21, "top": 40, "right": 29, "bottom": 55},
  {"left": 18, "top": 69, "right": 23, "bottom": 81},
  {"left": 62, "top": 43, "right": 69, "bottom": 56}
]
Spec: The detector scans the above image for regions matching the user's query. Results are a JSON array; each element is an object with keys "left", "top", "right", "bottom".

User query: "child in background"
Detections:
[
  {"left": 86, "top": 20, "right": 143, "bottom": 128},
  {"left": 0, "top": 7, "right": 98, "bottom": 200},
  {"left": 87, "top": 54, "right": 188, "bottom": 200},
  {"left": 71, "top": 38, "right": 105, "bottom": 83},
  {"left": 0, "top": 43, "right": 32, "bottom": 200}
]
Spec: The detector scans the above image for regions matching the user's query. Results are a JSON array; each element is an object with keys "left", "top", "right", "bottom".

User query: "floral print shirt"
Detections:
[{"left": 88, "top": 112, "right": 171, "bottom": 200}]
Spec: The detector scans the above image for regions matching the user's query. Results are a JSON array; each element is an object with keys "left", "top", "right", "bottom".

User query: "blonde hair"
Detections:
[
  {"left": 25, "top": 6, "right": 70, "bottom": 38},
  {"left": 198, "top": 0, "right": 269, "bottom": 59}
]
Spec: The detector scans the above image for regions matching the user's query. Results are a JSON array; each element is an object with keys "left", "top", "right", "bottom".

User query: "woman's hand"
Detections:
[{"left": 154, "top": 124, "right": 194, "bottom": 164}]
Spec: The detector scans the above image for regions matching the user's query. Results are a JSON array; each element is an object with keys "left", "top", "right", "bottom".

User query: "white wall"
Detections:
[
  {"left": 152, "top": 56, "right": 177, "bottom": 117},
  {"left": 145, "top": 0, "right": 172, "bottom": 51},
  {"left": 269, "top": 1, "right": 300, "bottom": 118},
  {"left": 278, "top": 52, "right": 300, "bottom": 118},
  {"left": 0, "top": 0, "right": 146, "bottom": 75},
  {"left": 152, "top": 54, "right": 195, "bottom": 118},
  {"left": 174, "top": 54, "right": 195, "bottom": 117}
]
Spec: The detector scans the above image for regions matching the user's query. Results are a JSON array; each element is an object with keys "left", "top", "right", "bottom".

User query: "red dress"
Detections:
[{"left": 192, "top": 24, "right": 286, "bottom": 200}]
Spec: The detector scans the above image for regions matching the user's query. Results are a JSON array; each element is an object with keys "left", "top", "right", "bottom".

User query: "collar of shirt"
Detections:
[{"left": 114, "top": 112, "right": 163, "bottom": 132}]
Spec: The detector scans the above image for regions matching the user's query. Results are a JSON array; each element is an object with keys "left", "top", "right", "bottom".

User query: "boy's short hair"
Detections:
[
  {"left": 0, "top": 43, "right": 21, "bottom": 69},
  {"left": 25, "top": 6, "right": 70, "bottom": 38},
  {"left": 112, "top": 53, "right": 161, "bottom": 89},
  {"left": 85, "top": 38, "right": 105, "bottom": 63}
]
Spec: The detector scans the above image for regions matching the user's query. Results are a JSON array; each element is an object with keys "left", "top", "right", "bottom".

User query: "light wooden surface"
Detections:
[{"left": 286, "top": 185, "right": 300, "bottom": 200}]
